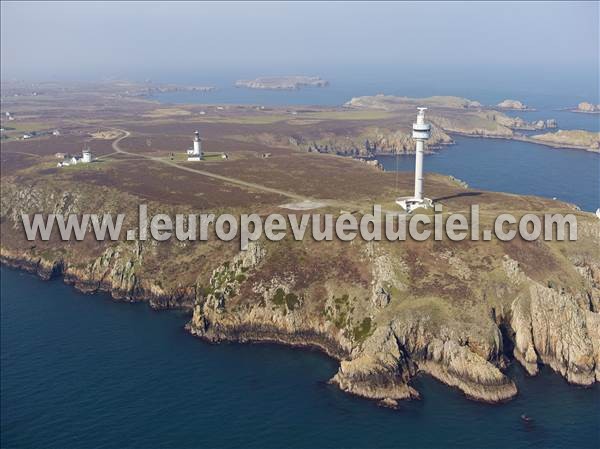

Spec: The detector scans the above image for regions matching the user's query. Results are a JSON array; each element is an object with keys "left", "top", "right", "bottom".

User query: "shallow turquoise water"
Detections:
[{"left": 1, "top": 266, "right": 599, "bottom": 449}]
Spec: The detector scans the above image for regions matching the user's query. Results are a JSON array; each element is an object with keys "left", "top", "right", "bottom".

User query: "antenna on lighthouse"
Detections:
[{"left": 396, "top": 107, "right": 434, "bottom": 213}]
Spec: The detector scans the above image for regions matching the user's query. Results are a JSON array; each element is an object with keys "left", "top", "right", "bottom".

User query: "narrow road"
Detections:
[
  {"left": 109, "top": 129, "right": 408, "bottom": 214},
  {"left": 110, "top": 129, "right": 308, "bottom": 202}
]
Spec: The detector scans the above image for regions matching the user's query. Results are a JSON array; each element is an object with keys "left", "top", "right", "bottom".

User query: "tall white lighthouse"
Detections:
[
  {"left": 396, "top": 108, "right": 434, "bottom": 213},
  {"left": 187, "top": 130, "right": 203, "bottom": 161}
]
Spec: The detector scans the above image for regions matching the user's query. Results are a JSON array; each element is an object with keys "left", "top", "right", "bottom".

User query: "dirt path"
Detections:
[
  {"left": 109, "top": 129, "right": 402, "bottom": 215},
  {"left": 110, "top": 129, "right": 308, "bottom": 202}
]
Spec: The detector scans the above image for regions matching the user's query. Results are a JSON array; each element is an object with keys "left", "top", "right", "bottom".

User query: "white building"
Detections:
[
  {"left": 57, "top": 147, "right": 93, "bottom": 167},
  {"left": 186, "top": 130, "right": 203, "bottom": 161},
  {"left": 82, "top": 147, "right": 92, "bottom": 163}
]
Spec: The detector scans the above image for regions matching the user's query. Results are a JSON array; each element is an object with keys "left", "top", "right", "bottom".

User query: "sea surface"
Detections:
[
  {"left": 2, "top": 74, "right": 600, "bottom": 448},
  {"left": 2, "top": 266, "right": 599, "bottom": 449},
  {"left": 150, "top": 68, "right": 599, "bottom": 132},
  {"left": 376, "top": 135, "right": 600, "bottom": 212}
]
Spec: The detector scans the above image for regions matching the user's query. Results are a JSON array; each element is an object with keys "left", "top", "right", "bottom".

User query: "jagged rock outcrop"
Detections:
[
  {"left": 483, "top": 112, "right": 556, "bottom": 131},
  {"left": 2, "top": 176, "right": 599, "bottom": 406},
  {"left": 507, "top": 253, "right": 600, "bottom": 384},
  {"left": 332, "top": 326, "right": 419, "bottom": 403},
  {"left": 511, "top": 285, "right": 599, "bottom": 384},
  {"left": 187, "top": 241, "right": 354, "bottom": 359},
  {"left": 333, "top": 309, "right": 517, "bottom": 403}
]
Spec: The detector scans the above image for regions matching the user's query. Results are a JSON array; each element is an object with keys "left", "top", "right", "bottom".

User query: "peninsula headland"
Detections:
[{"left": 1, "top": 81, "right": 599, "bottom": 407}]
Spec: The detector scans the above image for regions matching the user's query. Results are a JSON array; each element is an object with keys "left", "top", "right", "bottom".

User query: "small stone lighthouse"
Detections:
[
  {"left": 187, "top": 130, "right": 203, "bottom": 161},
  {"left": 82, "top": 146, "right": 92, "bottom": 163}
]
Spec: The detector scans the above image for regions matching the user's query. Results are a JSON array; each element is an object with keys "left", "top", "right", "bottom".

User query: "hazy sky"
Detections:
[{"left": 1, "top": 1, "right": 598, "bottom": 80}]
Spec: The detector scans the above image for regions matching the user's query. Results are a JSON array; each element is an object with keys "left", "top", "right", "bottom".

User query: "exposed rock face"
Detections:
[
  {"left": 2, "top": 177, "right": 599, "bottom": 406},
  {"left": 300, "top": 125, "right": 453, "bottom": 156},
  {"left": 184, "top": 233, "right": 600, "bottom": 404},
  {"left": 496, "top": 99, "right": 530, "bottom": 110},
  {"left": 0, "top": 245, "right": 196, "bottom": 310},
  {"left": 505, "top": 250, "right": 600, "bottom": 383},
  {"left": 483, "top": 112, "right": 556, "bottom": 131},
  {"left": 235, "top": 76, "right": 328, "bottom": 90},
  {"left": 575, "top": 102, "right": 600, "bottom": 113},
  {"left": 332, "top": 326, "right": 420, "bottom": 401},
  {"left": 511, "top": 281, "right": 600, "bottom": 384},
  {"left": 0, "top": 183, "right": 195, "bottom": 309},
  {"left": 333, "top": 315, "right": 518, "bottom": 403}
]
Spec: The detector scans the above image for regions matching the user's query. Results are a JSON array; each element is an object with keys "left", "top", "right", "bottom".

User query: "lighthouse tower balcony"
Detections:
[{"left": 412, "top": 122, "right": 431, "bottom": 140}]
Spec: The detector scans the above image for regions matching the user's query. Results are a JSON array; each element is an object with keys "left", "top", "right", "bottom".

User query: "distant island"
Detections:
[
  {"left": 235, "top": 76, "right": 329, "bottom": 90},
  {"left": 495, "top": 99, "right": 533, "bottom": 111},
  {"left": 145, "top": 85, "right": 215, "bottom": 94},
  {"left": 345, "top": 94, "right": 483, "bottom": 110},
  {"left": 570, "top": 102, "right": 600, "bottom": 114}
]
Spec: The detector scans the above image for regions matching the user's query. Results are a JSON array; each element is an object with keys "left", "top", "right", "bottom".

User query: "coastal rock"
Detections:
[
  {"left": 484, "top": 112, "right": 556, "bottom": 131},
  {"left": 2, "top": 167, "right": 599, "bottom": 406},
  {"left": 496, "top": 99, "right": 529, "bottom": 110},
  {"left": 575, "top": 102, "right": 600, "bottom": 113},
  {"left": 332, "top": 326, "right": 419, "bottom": 401},
  {"left": 511, "top": 284, "right": 599, "bottom": 385},
  {"left": 333, "top": 313, "right": 518, "bottom": 403}
]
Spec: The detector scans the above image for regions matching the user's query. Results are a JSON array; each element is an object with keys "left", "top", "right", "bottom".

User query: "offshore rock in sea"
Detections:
[{"left": 496, "top": 99, "right": 529, "bottom": 110}]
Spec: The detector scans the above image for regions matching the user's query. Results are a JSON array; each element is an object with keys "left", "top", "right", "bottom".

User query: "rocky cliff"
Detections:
[
  {"left": 184, "top": 233, "right": 600, "bottom": 405},
  {"left": 2, "top": 179, "right": 599, "bottom": 406}
]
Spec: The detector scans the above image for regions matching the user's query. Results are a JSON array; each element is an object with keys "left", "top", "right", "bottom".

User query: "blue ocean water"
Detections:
[
  {"left": 149, "top": 65, "right": 599, "bottom": 112},
  {"left": 156, "top": 85, "right": 599, "bottom": 132},
  {"left": 376, "top": 135, "right": 600, "bottom": 212},
  {"left": 2, "top": 266, "right": 599, "bottom": 449}
]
